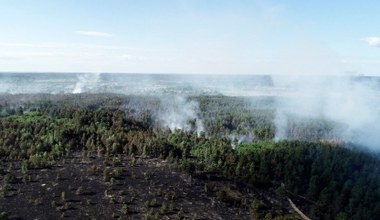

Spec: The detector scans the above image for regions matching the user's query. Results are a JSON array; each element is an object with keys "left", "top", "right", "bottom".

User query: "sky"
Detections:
[{"left": 0, "top": 0, "right": 379, "bottom": 75}]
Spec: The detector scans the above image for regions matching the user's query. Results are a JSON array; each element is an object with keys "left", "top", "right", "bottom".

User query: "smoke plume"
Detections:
[
  {"left": 273, "top": 74, "right": 380, "bottom": 150},
  {"left": 73, "top": 73, "right": 101, "bottom": 93},
  {"left": 157, "top": 96, "right": 204, "bottom": 135}
]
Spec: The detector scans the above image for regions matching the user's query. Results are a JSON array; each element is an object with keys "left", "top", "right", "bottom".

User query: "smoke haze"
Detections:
[
  {"left": 273, "top": 74, "right": 380, "bottom": 150},
  {"left": 1, "top": 72, "right": 380, "bottom": 150}
]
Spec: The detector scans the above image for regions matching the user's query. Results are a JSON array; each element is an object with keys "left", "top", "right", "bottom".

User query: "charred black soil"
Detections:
[{"left": 0, "top": 154, "right": 296, "bottom": 220}]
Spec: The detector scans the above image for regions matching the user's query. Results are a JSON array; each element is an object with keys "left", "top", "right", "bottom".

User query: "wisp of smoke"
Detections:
[
  {"left": 73, "top": 73, "right": 101, "bottom": 93},
  {"left": 229, "top": 133, "right": 255, "bottom": 149}
]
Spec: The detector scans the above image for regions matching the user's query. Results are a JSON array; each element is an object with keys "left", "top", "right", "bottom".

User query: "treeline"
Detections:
[{"left": 0, "top": 94, "right": 379, "bottom": 219}]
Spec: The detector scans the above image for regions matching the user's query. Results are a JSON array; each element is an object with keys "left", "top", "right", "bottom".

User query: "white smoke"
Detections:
[
  {"left": 273, "top": 74, "right": 380, "bottom": 149},
  {"left": 73, "top": 73, "right": 101, "bottom": 93},
  {"left": 229, "top": 133, "right": 255, "bottom": 149},
  {"left": 157, "top": 96, "right": 204, "bottom": 135}
]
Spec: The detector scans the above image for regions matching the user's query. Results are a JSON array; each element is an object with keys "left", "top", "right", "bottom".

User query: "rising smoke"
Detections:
[
  {"left": 70, "top": 73, "right": 205, "bottom": 135},
  {"left": 229, "top": 133, "right": 255, "bottom": 149},
  {"left": 156, "top": 96, "right": 204, "bottom": 135},
  {"left": 73, "top": 73, "right": 101, "bottom": 93},
  {"left": 273, "top": 74, "right": 380, "bottom": 150}
]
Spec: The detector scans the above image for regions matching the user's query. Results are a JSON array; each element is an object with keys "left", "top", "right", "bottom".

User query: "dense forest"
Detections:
[{"left": 0, "top": 93, "right": 379, "bottom": 219}]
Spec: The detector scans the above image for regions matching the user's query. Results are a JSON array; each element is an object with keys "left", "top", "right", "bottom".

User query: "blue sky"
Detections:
[{"left": 0, "top": 0, "right": 379, "bottom": 75}]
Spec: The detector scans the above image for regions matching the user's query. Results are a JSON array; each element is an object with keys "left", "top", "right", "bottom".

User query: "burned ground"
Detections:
[{"left": 0, "top": 154, "right": 296, "bottom": 219}]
